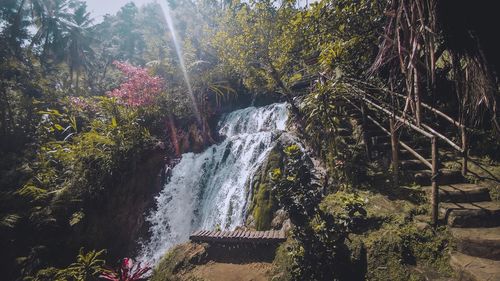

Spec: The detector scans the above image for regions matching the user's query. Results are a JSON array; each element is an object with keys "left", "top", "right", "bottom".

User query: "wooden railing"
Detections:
[
  {"left": 317, "top": 75, "right": 469, "bottom": 226},
  {"left": 388, "top": 92, "right": 468, "bottom": 176},
  {"left": 344, "top": 95, "right": 441, "bottom": 226},
  {"left": 342, "top": 78, "right": 468, "bottom": 176}
]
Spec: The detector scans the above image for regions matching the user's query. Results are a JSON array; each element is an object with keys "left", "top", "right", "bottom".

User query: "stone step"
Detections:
[
  {"left": 345, "top": 108, "right": 360, "bottom": 115},
  {"left": 347, "top": 111, "right": 362, "bottom": 118},
  {"left": 401, "top": 159, "right": 434, "bottom": 170},
  {"left": 400, "top": 148, "right": 429, "bottom": 160},
  {"left": 413, "top": 169, "right": 465, "bottom": 185},
  {"left": 334, "top": 101, "right": 349, "bottom": 107},
  {"left": 440, "top": 201, "right": 500, "bottom": 228},
  {"left": 451, "top": 227, "right": 500, "bottom": 260},
  {"left": 369, "top": 137, "right": 418, "bottom": 150},
  {"left": 366, "top": 130, "right": 387, "bottom": 138},
  {"left": 369, "top": 135, "right": 390, "bottom": 145},
  {"left": 337, "top": 129, "right": 352, "bottom": 137},
  {"left": 371, "top": 142, "right": 391, "bottom": 151},
  {"left": 423, "top": 184, "right": 491, "bottom": 203},
  {"left": 365, "top": 124, "right": 382, "bottom": 131},
  {"left": 450, "top": 251, "right": 500, "bottom": 281}
]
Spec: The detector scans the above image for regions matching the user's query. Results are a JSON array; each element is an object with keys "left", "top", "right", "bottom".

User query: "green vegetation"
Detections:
[
  {"left": 151, "top": 243, "right": 208, "bottom": 281},
  {"left": 1, "top": 0, "right": 499, "bottom": 280},
  {"left": 270, "top": 145, "right": 359, "bottom": 280},
  {"left": 248, "top": 146, "right": 282, "bottom": 230},
  {"left": 346, "top": 191, "right": 453, "bottom": 281},
  {"left": 27, "top": 249, "right": 106, "bottom": 281}
]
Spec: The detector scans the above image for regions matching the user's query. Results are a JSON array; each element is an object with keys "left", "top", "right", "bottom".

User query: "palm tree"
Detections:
[
  {"left": 65, "top": 0, "right": 94, "bottom": 92},
  {"left": 29, "top": 0, "right": 73, "bottom": 63}
]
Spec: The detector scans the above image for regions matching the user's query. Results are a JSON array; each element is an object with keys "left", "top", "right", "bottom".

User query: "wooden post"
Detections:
[
  {"left": 361, "top": 102, "right": 371, "bottom": 160},
  {"left": 414, "top": 70, "right": 422, "bottom": 126},
  {"left": 390, "top": 117, "right": 399, "bottom": 188},
  {"left": 431, "top": 136, "right": 439, "bottom": 227},
  {"left": 461, "top": 125, "right": 468, "bottom": 176}
]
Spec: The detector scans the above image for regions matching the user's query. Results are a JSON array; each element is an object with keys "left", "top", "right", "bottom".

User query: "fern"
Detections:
[
  {"left": 0, "top": 214, "right": 21, "bottom": 228},
  {"left": 16, "top": 184, "right": 48, "bottom": 200}
]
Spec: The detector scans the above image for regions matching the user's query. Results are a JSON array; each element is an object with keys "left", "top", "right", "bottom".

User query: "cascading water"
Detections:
[{"left": 139, "top": 103, "right": 289, "bottom": 264}]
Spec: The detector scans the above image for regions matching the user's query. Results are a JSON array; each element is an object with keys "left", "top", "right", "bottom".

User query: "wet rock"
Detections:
[
  {"left": 281, "top": 219, "right": 292, "bottom": 233},
  {"left": 271, "top": 209, "right": 288, "bottom": 230},
  {"left": 416, "top": 222, "right": 431, "bottom": 232}
]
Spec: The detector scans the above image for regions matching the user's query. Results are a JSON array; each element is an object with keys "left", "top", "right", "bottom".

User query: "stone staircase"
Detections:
[{"left": 346, "top": 103, "right": 500, "bottom": 281}]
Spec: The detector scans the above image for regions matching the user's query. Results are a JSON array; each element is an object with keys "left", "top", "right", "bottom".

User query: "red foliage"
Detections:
[
  {"left": 107, "top": 61, "right": 164, "bottom": 107},
  {"left": 100, "top": 258, "right": 151, "bottom": 281}
]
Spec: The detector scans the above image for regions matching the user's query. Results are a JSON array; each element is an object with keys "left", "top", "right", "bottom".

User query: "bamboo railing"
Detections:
[
  {"left": 317, "top": 75, "right": 469, "bottom": 226},
  {"left": 387, "top": 92, "right": 468, "bottom": 176},
  {"left": 344, "top": 94, "right": 441, "bottom": 226},
  {"left": 343, "top": 77, "right": 468, "bottom": 176}
]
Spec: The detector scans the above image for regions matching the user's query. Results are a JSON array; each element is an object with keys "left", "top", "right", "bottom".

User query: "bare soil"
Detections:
[{"left": 178, "top": 261, "right": 273, "bottom": 281}]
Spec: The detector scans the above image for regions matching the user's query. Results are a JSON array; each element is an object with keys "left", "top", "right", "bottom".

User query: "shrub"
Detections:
[
  {"left": 101, "top": 258, "right": 151, "bottom": 281},
  {"left": 271, "top": 145, "right": 360, "bottom": 280}
]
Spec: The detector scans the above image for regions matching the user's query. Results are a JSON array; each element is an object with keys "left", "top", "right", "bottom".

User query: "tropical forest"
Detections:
[{"left": 0, "top": 0, "right": 499, "bottom": 280}]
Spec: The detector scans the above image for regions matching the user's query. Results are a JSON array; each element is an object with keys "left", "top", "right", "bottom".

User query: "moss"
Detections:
[
  {"left": 442, "top": 155, "right": 500, "bottom": 200},
  {"left": 150, "top": 243, "right": 208, "bottom": 281},
  {"left": 349, "top": 218, "right": 453, "bottom": 280},
  {"left": 252, "top": 183, "right": 275, "bottom": 230},
  {"left": 270, "top": 238, "right": 299, "bottom": 281},
  {"left": 248, "top": 146, "right": 283, "bottom": 230},
  {"left": 316, "top": 188, "right": 453, "bottom": 280}
]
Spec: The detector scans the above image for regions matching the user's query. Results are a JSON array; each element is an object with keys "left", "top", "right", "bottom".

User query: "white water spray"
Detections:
[
  {"left": 139, "top": 103, "right": 289, "bottom": 264},
  {"left": 158, "top": 1, "right": 201, "bottom": 123}
]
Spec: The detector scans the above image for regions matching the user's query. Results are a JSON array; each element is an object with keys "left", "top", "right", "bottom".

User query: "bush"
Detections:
[{"left": 271, "top": 145, "right": 363, "bottom": 280}]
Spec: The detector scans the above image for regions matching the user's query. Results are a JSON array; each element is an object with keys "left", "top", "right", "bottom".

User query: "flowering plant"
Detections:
[
  {"left": 100, "top": 258, "right": 151, "bottom": 281},
  {"left": 107, "top": 61, "right": 164, "bottom": 107}
]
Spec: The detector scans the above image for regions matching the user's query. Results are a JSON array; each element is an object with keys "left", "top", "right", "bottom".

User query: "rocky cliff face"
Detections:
[
  {"left": 246, "top": 146, "right": 283, "bottom": 230},
  {"left": 67, "top": 149, "right": 166, "bottom": 261},
  {"left": 246, "top": 133, "right": 323, "bottom": 231}
]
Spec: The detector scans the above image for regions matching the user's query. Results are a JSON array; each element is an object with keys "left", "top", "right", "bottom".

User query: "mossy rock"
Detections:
[
  {"left": 247, "top": 146, "right": 283, "bottom": 230},
  {"left": 349, "top": 222, "right": 453, "bottom": 281},
  {"left": 270, "top": 238, "right": 299, "bottom": 281},
  {"left": 151, "top": 243, "right": 209, "bottom": 281},
  {"left": 328, "top": 189, "right": 453, "bottom": 280}
]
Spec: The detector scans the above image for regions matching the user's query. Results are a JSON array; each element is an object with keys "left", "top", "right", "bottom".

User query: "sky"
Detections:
[
  {"left": 84, "top": 0, "right": 159, "bottom": 20},
  {"left": 83, "top": 0, "right": 315, "bottom": 21}
]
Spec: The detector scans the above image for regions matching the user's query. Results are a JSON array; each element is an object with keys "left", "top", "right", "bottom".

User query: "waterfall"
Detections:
[{"left": 139, "top": 103, "right": 289, "bottom": 264}]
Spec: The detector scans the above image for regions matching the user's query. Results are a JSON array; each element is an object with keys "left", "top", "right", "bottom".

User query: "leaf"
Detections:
[
  {"left": 111, "top": 117, "right": 117, "bottom": 128},
  {"left": 69, "top": 211, "right": 85, "bottom": 226},
  {"left": 69, "top": 116, "right": 78, "bottom": 132},
  {"left": 16, "top": 184, "right": 48, "bottom": 200},
  {"left": 0, "top": 214, "right": 21, "bottom": 228},
  {"left": 54, "top": 124, "right": 64, "bottom": 131}
]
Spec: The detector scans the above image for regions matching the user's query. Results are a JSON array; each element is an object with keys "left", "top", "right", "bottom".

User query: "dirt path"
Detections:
[{"left": 179, "top": 262, "right": 273, "bottom": 281}]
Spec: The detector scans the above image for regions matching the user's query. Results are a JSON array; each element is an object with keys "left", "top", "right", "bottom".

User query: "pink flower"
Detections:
[{"left": 107, "top": 61, "right": 164, "bottom": 107}]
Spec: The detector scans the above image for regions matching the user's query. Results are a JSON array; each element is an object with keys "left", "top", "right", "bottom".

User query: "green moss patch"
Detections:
[
  {"left": 151, "top": 243, "right": 209, "bottom": 281},
  {"left": 346, "top": 190, "right": 452, "bottom": 280},
  {"left": 443, "top": 155, "right": 500, "bottom": 201},
  {"left": 248, "top": 147, "right": 283, "bottom": 230}
]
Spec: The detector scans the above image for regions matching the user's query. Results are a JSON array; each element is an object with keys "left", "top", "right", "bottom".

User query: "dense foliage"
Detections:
[
  {"left": 0, "top": 0, "right": 386, "bottom": 279},
  {"left": 1, "top": 0, "right": 498, "bottom": 280},
  {"left": 271, "top": 145, "right": 367, "bottom": 280}
]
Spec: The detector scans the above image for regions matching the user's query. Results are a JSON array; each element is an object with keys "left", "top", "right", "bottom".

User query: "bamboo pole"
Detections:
[
  {"left": 356, "top": 94, "right": 434, "bottom": 138},
  {"left": 461, "top": 125, "right": 468, "bottom": 176},
  {"left": 390, "top": 117, "right": 399, "bottom": 187},
  {"left": 431, "top": 136, "right": 439, "bottom": 227},
  {"left": 414, "top": 70, "right": 422, "bottom": 126},
  {"left": 361, "top": 102, "right": 372, "bottom": 160}
]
